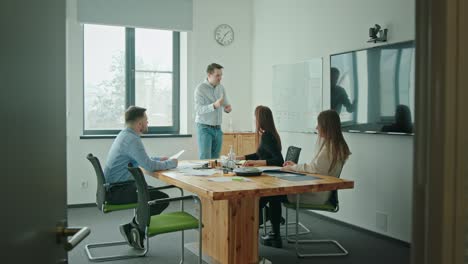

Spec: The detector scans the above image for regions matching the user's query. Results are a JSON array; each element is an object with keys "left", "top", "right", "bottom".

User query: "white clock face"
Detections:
[{"left": 214, "top": 24, "right": 234, "bottom": 46}]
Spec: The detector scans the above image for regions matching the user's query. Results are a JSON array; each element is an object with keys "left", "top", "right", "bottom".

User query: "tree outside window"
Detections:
[{"left": 83, "top": 24, "right": 180, "bottom": 135}]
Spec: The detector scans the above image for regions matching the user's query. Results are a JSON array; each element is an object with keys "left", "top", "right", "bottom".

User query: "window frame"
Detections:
[{"left": 83, "top": 26, "right": 180, "bottom": 135}]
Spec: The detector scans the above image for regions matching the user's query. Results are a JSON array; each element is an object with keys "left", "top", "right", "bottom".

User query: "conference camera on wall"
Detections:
[{"left": 368, "top": 24, "right": 388, "bottom": 43}]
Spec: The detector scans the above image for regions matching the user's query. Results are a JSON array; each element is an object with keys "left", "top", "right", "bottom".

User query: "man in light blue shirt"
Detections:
[
  {"left": 104, "top": 106, "right": 177, "bottom": 249},
  {"left": 194, "top": 63, "right": 232, "bottom": 159}
]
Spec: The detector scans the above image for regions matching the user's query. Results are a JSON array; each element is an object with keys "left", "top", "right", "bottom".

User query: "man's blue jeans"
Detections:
[{"left": 196, "top": 123, "right": 223, "bottom": 159}]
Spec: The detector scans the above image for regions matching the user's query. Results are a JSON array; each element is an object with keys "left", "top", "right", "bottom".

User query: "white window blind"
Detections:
[{"left": 77, "top": 0, "right": 192, "bottom": 31}]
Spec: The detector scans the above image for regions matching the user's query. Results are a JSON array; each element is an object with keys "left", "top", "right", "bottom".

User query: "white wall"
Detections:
[
  {"left": 251, "top": 0, "right": 414, "bottom": 242},
  {"left": 67, "top": 0, "right": 414, "bottom": 243},
  {"left": 189, "top": 0, "right": 253, "bottom": 133},
  {"left": 66, "top": 0, "right": 253, "bottom": 204}
]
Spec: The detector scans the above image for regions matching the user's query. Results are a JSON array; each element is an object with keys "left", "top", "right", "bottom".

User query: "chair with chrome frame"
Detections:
[
  {"left": 283, "top": 165, "right": 348, "bottom": 258},
  {"left": 262, "top": 146, "right": 310, "bottom": 236},
  {"left": 84, "top": 153, "right": 184, "bottom": 262},
  {"left": 127, "top": 165, "right": 203, "bottom": 264}
]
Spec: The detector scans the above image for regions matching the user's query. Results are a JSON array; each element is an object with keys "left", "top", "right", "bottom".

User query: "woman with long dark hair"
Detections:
[
  {"left": 237, "top": 105, "right": 284, "bottom": 167},
  {"left": 236, "top": 105, "right": 285, "bottom": 248}
]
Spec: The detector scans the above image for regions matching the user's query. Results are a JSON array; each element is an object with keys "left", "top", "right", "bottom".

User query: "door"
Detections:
[
  {"left": 413, "top": 0, "right": 467, "bottom": 263},
  {"left": 1, "top": 1, "right": 88, "bottom": 263}
]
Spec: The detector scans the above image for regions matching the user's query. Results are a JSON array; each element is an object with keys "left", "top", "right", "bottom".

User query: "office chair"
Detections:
[
  {"left": 283, "top": 164, "right": 348, "bottom": 258},
  {"left": 84, "top": 153, "right": 183, "bottom": 262},
  {"left": 262, "top": 146, "right": 310, "bottom": 236},
  {"left": 128, "top": 166, "right": 203, "bottom": 264},
  {"left": 284, "top": 146, "right": 301, "bottom": 164}
]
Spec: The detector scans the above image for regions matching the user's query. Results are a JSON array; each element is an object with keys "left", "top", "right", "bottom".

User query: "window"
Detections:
[{"left": 83, "top": 24, "right": 180, "bottom": 135}]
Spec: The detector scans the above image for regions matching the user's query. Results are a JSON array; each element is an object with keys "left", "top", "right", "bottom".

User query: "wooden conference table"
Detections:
[{"left": 145, "top": 161, "right": 354, "bottom": 264}]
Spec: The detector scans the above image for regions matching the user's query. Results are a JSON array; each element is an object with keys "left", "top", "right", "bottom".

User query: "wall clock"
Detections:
[{"left": 214, "top": 24, "right": 234, "bottom": 46}]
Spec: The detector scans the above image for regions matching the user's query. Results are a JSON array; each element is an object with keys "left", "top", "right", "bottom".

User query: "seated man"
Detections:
[{"left": 104, "top": 106, "right": 178, "bottom": 249}]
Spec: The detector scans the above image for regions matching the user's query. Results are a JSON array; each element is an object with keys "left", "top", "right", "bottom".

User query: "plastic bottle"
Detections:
[{"left": 227, "top": 145, "right": 236, "bottom": 169}]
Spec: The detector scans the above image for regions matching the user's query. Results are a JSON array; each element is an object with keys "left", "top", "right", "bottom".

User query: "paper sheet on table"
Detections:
[
  {"left": 177, "top": 168, "right": 218, "bottom": 177},
  {"left": 177, "top": 161, "right": 206, "bottom": 169},
  {"left": 236, "top": 160, "right": 246, "bottom": 165},
  {"left": 208, "top": 176, "right": 252, "bottom": 182},
  {"left": 255, "top": 166, "right": 282, "bottom": 171},
  {"left": 169, "top": 150, "right": 185, "bottom": 160},
  {"left": 276, "top": 175, "right": 320, "bottom": 181},
  {"left": 262, "top": 170, "right": 307, "bottom": 177}
]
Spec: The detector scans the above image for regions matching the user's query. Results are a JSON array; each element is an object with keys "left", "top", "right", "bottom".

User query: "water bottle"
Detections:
[{"left": 227, "top": 145, "right": 236, "bottom": 170}]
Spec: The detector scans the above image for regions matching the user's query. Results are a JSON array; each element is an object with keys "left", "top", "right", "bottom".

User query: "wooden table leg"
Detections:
[{"left": 201, "top": 196, "right": 260, "bottom": 264}]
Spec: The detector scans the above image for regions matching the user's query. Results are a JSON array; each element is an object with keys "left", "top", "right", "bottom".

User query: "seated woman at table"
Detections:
[
  {"left": 283, "top": 109, "right": 351, "bottom": 204},
  {"left": 236, "top": 105, "right": 284, "bottom": 167},
  {"left": 235, "top": 105, "right": 285, "bottom": 248}
]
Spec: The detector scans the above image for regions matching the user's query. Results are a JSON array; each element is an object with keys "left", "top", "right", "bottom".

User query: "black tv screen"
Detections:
[{"left": 330, "top": 41, "right": 415, "bottom": 135}]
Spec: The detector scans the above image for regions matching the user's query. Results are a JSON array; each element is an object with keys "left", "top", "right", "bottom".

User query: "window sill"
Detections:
[{"left": 80, "top": 134, "right": 192, "bottom": 139}]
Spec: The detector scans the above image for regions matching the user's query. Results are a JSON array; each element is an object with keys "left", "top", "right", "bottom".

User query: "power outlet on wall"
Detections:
[
  {"left": 81, "top": 180, "right": 89, "bottom": 189},
  {"left": 376, "top": 211, "right": 388, "bottom": 232}
]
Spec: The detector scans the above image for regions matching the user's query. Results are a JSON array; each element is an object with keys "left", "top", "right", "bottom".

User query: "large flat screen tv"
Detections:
[{"left": 330, "top": 41, "right": 415, "bottom": 135}]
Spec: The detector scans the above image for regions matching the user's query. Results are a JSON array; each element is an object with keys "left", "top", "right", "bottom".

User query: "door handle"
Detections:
[
  {"left": 63, "top": 226, "right": 91, "bottom": 251},
  {"left": 56, "top": 221, "right": 91, "bottom": 251}
]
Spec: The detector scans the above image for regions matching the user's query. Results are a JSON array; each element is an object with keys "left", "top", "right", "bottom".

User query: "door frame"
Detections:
[{"left": 412, "top": 0, "right": 467, "bottom": 263}]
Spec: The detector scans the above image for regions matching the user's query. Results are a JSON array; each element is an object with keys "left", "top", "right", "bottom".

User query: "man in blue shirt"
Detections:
[
  {"left": 194, "top": 63, "right": 232, "bottom": 159},
  {"left": 104, "top": 106, "right": 178, "bottom": 249}
]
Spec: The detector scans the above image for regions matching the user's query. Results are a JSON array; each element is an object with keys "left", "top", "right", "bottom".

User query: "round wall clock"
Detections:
[{"left": 214, "top": 24, "right": 234, "bottom": 46}]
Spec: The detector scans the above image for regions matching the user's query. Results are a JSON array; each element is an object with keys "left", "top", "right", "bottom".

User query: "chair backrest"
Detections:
[
  {"left": 329, "top": 160, "right": 347, "bottom": 211},
  {"left": 285, "top": 146, "right": 302, "bottom": 163},
  {"left": 86, "top": 153, "right": 107, "bottom": 210},
  {"left": 127, "top": 165, "right": 151, "bottom": 233}
]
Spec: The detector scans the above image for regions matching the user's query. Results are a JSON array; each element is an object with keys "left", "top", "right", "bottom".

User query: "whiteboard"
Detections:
[{"left": 272, "top": 59, "right": 323, "bottom": 133}]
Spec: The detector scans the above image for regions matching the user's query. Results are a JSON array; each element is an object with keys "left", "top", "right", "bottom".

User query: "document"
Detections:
[
  {"left": 208, "top": 176, "right": 252, "bottom": 182},
  {"left": 255, "top": 166, "right": 282, "bottom": 171},
  {"left": 169, "top": 150, "right": 185, "bottom": 160},
  {"left": 264, "top": 171, "right": 306, "bottom": 177},
  {"left": 175, "top": 167, "right": 218, "bottom": 176},
  {"left": 185, "top": 169, "right": 217, "bottom": 177}
]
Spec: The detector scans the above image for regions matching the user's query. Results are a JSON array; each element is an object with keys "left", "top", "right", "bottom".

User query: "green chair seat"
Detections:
[
  {"left": 127, "top": 166, "right": 203, "bottom": 263},
  {"left": 148, "top": 211, "right": 199, "bottom": 237},
  {"left": 103, "top": 203, "right": 138, "bottom": 213},
  {"left": 283, "top": 201, "right": 336, "bottom": 211},
  {"left": 86, "top": 153, "right": 145, "bottom": 261}
]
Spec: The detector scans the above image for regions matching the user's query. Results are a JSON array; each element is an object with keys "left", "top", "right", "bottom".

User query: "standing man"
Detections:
[
  {"left": 330, "top": 67, "right": 356, "bottom": 114},
  {"left": 104, "top": 106, "right": 178, "bottom": 249},
  {"left": 194, "top": 63, "right": 232, "bottom": 159}
]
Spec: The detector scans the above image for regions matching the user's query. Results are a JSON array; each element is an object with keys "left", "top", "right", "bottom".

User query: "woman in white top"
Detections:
[{"left": 283, "top": 109, "right": 351, "bottom": 204}]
